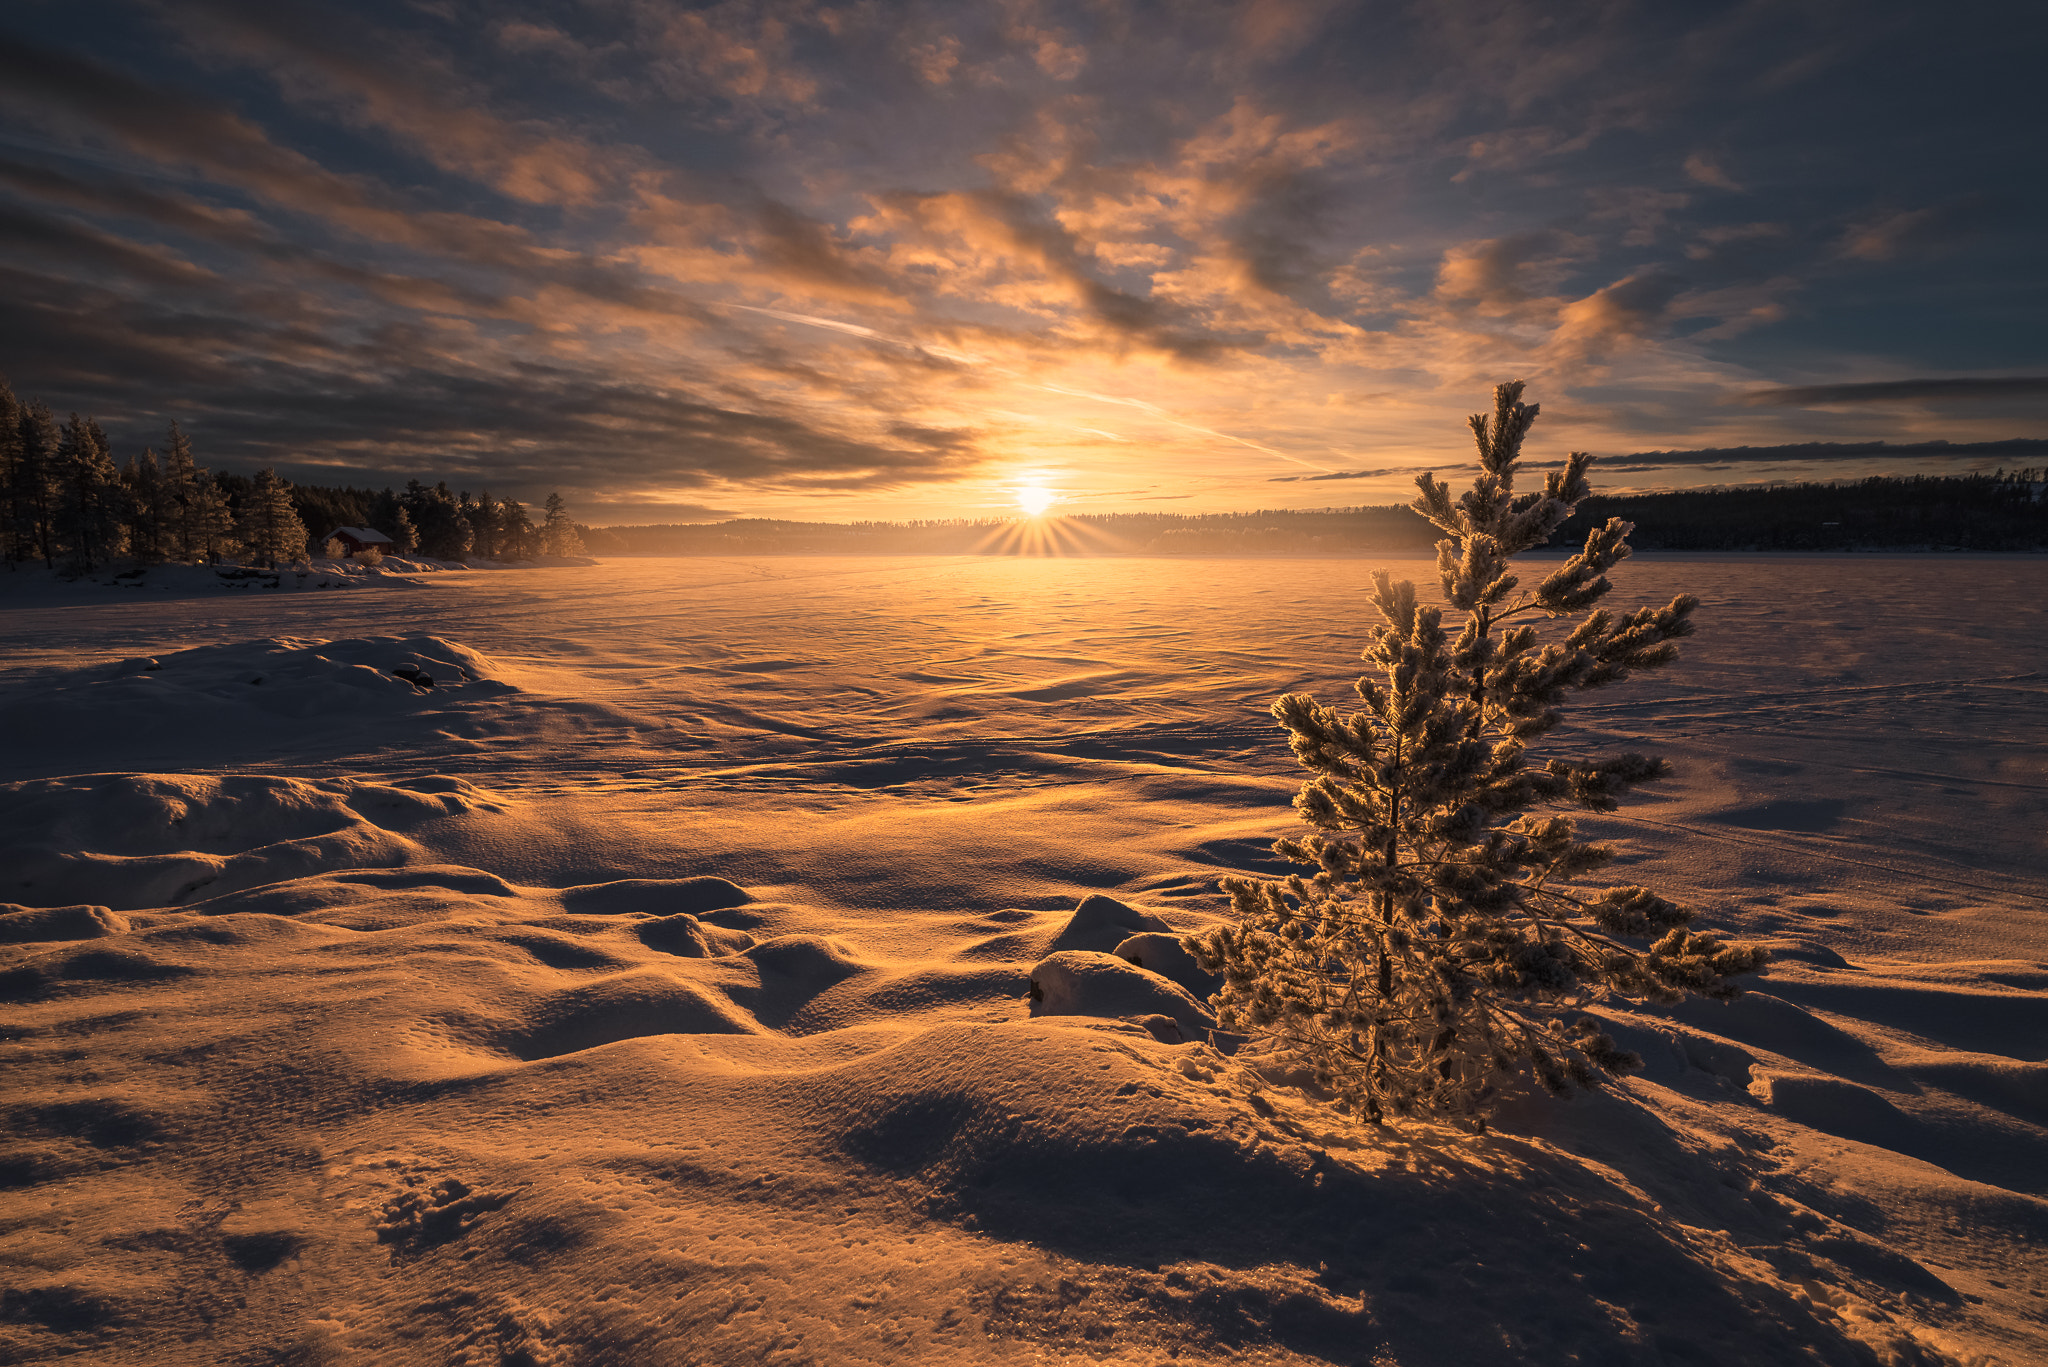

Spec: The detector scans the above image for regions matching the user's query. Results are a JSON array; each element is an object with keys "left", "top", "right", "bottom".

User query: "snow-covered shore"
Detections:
[
  {"left": 2, "top": 555, "right": 2043, "bottom": 1364},
  {"left": 0, "top": 553, "right": 601, "bottom": 605}
]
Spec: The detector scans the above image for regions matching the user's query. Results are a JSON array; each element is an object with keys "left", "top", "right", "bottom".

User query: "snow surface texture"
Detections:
[{"left": 1, "top": 554, "right": 2043, "bottom": 1365}]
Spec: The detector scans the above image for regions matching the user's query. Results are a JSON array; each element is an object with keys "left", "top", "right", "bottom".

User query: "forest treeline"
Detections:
[
  {"left": 601, "top": 471, "right": 2048, "bottom": 555},
  {"left": 1557, "top": 471, "right": 2046, "bottom": 550},
  {"left": 0, "top": 377, "right": 585, "bottom": 572}
]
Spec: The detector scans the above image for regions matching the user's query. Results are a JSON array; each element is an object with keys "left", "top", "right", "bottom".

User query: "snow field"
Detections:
[{"left": 1, "top": 555, "right": 2044, "bottom": 1364}]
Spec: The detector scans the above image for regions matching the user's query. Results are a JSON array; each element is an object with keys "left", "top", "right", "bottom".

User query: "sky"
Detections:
[{"left": 0, "top": 0, "right": 2043, "bottom": 525}]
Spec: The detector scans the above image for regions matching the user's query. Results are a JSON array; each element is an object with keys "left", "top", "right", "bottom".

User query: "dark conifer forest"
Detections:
[{"left": 0, "top": 376, "right": 584, "bottom": 572}]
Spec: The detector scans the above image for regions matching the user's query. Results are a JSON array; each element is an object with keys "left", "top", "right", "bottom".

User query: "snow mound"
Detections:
[
  {"left": 1113, "top": 930, "right": 1222, "bottom": 999},
  {"left": 1028, "top": 949, "right": 1216, "bottom": 1042},
  {"left": 0, "top": 772, "right": 506, "bottom": 910},
  {"left": 0, "top": 904, "right": 128, "bottom": 943},
  {"left": 1, "top": 636, "right": 532, "bottom": 780},
  {"left": 1047, "top": 892, "right": 1175, "bottom": 953}
]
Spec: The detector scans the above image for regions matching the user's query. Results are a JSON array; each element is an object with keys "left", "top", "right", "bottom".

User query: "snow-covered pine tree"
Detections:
[
  {"left": 17, "top": 401, "right": 62, "bottom": 568},
  {"left": 238, "top": 468, "right": 308, "bottom": 569},
  {"left": 56, "top": 414, "right": 130, "bottom": 571},
  {"left": 190, "top": 473, "right": 238, "bottom": 563},
  {"left": 161, "top": 423, "right": 201, "bottom": 562},
  {"left": 1189, "top": 381, "right": 1768, "bottom": 1130},
  {"left": 0, "top": 377, "right": 22, "bottom": 569}
]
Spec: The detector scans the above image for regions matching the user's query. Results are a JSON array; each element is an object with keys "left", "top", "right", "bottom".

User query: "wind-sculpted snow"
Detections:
[{"left": 1, "top": 555, "right": 2045, "bottom": 1364}]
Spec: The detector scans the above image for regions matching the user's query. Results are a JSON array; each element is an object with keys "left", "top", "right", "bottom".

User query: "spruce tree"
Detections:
[
  {"left": 124, "top": 446, "right": 172, "bottom": 563},
  {"left": 1190, "top": 382, "right": 1767, "bottom": 1129},
  {"left": 498, "top": 497, "right": 536, "bottom": 559},
  {"left": 55, "top": 414, "right": 130, "bottom": 571},
  {"left": 463, "top": 490, "right": 498, "bottom": 559},
  {"left": 238, "top": 468, "right": 309, "bottom": 569},
  {"left": 368, "top": 487, "right": 417, "bottom": 555},
  {"left": 0, "top": 377, "right": 21, "bottom": 568},
  {"left": 407, "top": 481, "right": 472, "bottom": 560},
  {"left": 189, "top": 475, "right": 237, "bottom": 563},
  {"left": 17, "top": 400, "right": 61, "bottom": 568},
  {"left": 162, "top": 422, "right": 201, "bottom": 562},
  {"left": 542, "top": 492, "right": 582, "bottom": 557}
]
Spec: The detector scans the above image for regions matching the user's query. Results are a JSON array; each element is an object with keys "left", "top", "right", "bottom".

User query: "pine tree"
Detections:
[
  {"left": 407, "top": 480, "right": 471, "bottom": 560},
  {"left": 55, "top": 414, "right": 130, "bottom": 571},
  {"left": 498, "top": 497, "right": 536, "bottom": 559},
  {"left": 16, "top": 400, "right": 61, "bottom": 568},
  {"left": 464, "top": 490, "right": 501, "bottom": 559},
  {"left": 123, "top": 446, "right": 173, "bottom": 563},
  {"left": 0, "top": 377, "right": 22, "bottom": 569},
  {"left": 542, "top": 492, "right": 582, "bottom": 557},
  {"left": 1190, "top": 382, "right": 1768, "bottom": 1130},
  {"left": 189, "top": 475, "right": 237, "bottom": 563},
  {"left": 367, "top": 487, "right": 417, "bottom": 555},
  {"left": 238, "top": 468, "right": 308, "bottom": 569},
  {"left": 161, "top": 422, "right": 202, "bottom": 562}
]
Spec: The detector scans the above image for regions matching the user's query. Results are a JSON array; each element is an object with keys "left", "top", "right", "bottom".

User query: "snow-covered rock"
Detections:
[
  {"left": 1112, "top": 930, "right": 1221, "bottom": 1000},
  {"left": 1026, "top": 949, "right": 1216, "bottom": 1042}
]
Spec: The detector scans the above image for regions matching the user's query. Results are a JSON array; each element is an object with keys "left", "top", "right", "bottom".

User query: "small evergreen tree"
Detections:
[
  {"left": 238, "top": 468, "right": 308, "bottom": 569},
  {"left": 1190, "top": 382, "right": 1767, "bottom": 1129},
  {"left": 541, "top": 492, "right": 582, "bottom": 557}
]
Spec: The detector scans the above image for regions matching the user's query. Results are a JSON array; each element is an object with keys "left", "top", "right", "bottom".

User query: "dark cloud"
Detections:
[{"left": 1742, "top": 377, "right": 2048, "bottom": 406}]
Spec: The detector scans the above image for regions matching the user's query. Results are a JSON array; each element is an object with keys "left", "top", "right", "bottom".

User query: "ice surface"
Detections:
[{"left": 1, "top": 554, "right": 2044, "bottom": 1364}]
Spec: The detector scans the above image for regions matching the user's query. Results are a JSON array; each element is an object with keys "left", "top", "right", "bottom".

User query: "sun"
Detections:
[{"left": 1016, "top": 484, "right": 1055, "bottom": 517}]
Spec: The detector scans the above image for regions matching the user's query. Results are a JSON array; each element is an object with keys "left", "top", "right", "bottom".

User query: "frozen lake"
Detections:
[{"left": 3, "top": 553, "right": 2045, "bottom": 1364}]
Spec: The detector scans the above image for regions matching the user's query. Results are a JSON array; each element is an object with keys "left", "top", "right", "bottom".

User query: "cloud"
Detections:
[
  {"left": 1836, "top": 200, "right": 1988, "bottom": 261},
  {"left": 0, "top": 34, "right": 537, "bottom": 262},
  {"left": 1742, "top": 377, "right": 2048, "bottom": 406},
  {"left": 1268, "top": 466, "right": 1424, "bottom": 482},
  {"left": 1682, "top": 154, "right": 1741, "bottom": 191},
  {"left": 1587, "top": 187, "right": 1690, "bottom": 247},
  {"left": 1551, "top": 273, "right": 1683, "bottom": 357},
  {"left": 1435, "top": 233, "right": 1582, "bottom": 315},
  {"left": 0, "top": 201, "right": 217, "bottom": 290},
  {"left": 153, "top": 0, "right": 630, "bottom": 206}
]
